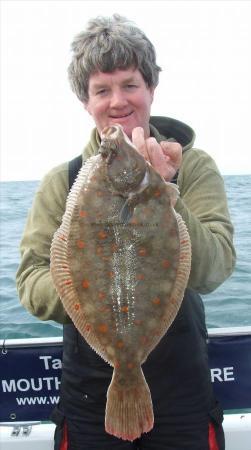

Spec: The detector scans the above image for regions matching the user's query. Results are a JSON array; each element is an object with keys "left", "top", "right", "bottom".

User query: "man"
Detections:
[{"left": 16, "top": 14, "right": 235, "bottom": 449}]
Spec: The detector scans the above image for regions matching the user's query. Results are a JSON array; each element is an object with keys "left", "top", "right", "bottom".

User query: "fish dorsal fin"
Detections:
[
  {"left": 141, "top": 211, "right": 191, "bottom": 359},
  {"left": 65, "top": 154, "right": 100, "bottom": 220},
  {"left": 50, "top": 154, "right": 109, "bottom": 362},
  {"left": 160, "top": 211, "right": 191, "bottom": 330}
]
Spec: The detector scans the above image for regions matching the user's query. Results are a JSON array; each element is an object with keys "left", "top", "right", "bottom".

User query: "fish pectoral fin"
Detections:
[
  {"left": 119, "top": 200, "right": 133, "bottom": 224},
  {"left": 119, "top": 191, "right": 141, "bottom": 223},
  {"left": 119, "top": 183, "right": 149, "bottom": 224}
]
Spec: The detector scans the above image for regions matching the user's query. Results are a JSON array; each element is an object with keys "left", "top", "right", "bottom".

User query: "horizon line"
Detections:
[{"left": 1, "top": 173, "right": 251, "bottom": 183}]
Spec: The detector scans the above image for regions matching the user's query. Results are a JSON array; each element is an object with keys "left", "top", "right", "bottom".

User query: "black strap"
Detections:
[
  {"left": 68, "top": 154, "right": 82, "bottom": 190},
  {"left": 171, "top": 170, "right": 178, "bottom": 185}
]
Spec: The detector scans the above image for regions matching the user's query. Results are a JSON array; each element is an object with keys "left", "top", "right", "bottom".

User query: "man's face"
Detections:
[{"left": 85, "top": 68, "right": 155, "bottom": 139}]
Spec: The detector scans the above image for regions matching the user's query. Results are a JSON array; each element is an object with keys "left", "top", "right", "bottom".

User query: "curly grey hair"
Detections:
[{"left": 68, "top": 14, "right": 161, "bottom": 103}]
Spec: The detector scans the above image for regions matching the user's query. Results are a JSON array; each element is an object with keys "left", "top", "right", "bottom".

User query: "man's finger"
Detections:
[
  {"left": 146, "top": 138, "right": 166, "bottom": 177},
  {"left": 132, "top": 127, "right": 149, "bottom": 161},
  {"left": 160, "top": 141, "right": 182, "bottom": 167},
  {"left": 160, "top": 141, "right": 182, "bottom": 157}
]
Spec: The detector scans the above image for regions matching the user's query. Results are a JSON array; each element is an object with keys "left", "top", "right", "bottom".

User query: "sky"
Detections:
[{"left": 1, "top": 0, "right": 251, "bottom": 181}]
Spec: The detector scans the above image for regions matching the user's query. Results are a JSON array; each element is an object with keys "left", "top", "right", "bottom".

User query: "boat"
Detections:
[{"left": 1, "top": 326, "right": 251, "bottom": 449}]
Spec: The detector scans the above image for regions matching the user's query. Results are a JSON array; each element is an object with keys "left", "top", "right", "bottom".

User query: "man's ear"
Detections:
[
  {"left": 83, "top": 101, "right": 91, "bottom": 115},
  {"left": 149, "top": 86, "right": 155, "bottom": 104}
]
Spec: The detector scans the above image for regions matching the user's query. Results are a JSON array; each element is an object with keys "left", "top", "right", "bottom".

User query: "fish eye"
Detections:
[
  {"left": 110, "top": 143, "right": 117, "bottom": 152},
  {"left": 99, "top": 142, "right": 108, "bottom": 157}
]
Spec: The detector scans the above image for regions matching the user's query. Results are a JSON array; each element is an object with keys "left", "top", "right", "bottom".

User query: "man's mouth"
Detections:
[{"left": 109, "top": 111, "right": 133, "bottom": 119}]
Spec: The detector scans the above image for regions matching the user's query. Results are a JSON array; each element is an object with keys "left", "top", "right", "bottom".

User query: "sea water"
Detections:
[{"left": 0, "top": 175, "right": 250, "bottom": 339}]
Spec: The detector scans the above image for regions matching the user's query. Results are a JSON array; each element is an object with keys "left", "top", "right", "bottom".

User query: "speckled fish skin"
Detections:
[{"left": 50, "top": 124, "right": 191, "bottom": 441}]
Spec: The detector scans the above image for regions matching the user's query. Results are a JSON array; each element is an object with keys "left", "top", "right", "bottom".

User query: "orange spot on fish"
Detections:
[
  {"left": 99, "top": 305, "right": 109, "bottom": 313},
  {"left": 59, "top": 234, "right": 66, "bottom": 241},
  {"left": 74, "top": 303, "right": 80, "bottom": 311},
  {"left": 136, "top": 274, "right": 145, "bottom": 281},
  {"left": 152, "top": 297, "right": 161, "bottom": 305},
  {"left": 98, "top": 230, "right": 108, "bottom": 240},
  {"left": 127, "top": 362, "right": 134, "bottom": 370},
  {"left": 98, "top": 323, "right": 108, "bottom": 333},
  {"left": 111, "top": 243, "right": 118, "bottom": 253},
  {"left": 114, "top": 360, "right": 120, "bottom": 369},
  {"left": 130, "top": 217, "right": 138, "bottom": 225},
  {"left": 116, "top": 340, "right": 124, "bottom": 348},
  {"left": 121, "top": 306, "right": 129, "bottom": 313},
  {"left": 85, "top": 324, "right": 91, "bottom": 332},
  {"left": 138, "top": 248, "right": 147, "bottom": 257},
  {"left": 134, "top": 319, "right": 142, "bottom": 326},
  {"left": 144, "top": 208, "right": 151, "bottom": 216},
  {"left": 181, "top": 239, "right": 189, "bottom": 245},
  {"left": 82, "top": 279, "right": 90, "bottom": 289},
  {"left": 169, "top": 297, "right": 176, "bottom": 305},
  {"left": 102, "top": 256, "right": 111, "bottom": 261},
  {"left": 108, "top": 271, "right": 114, "bottom": 278},
  {"left": 140, "top": 336, "right": 148, "bottom": 345},
  {"left": 162, "top": 259, "right": 170, "bottom": 269},
  {"left": 98, "top": 292, "right": 106, "bottom": 301},
  {"left": 153, "top": 329, "right": 161, "bottom": 337},
  {"left": 154, "top": 189, "right": 161, "bottom": 197},
  {"left": 79, "top": 210, "right": 88, "bottom": 218},
  {"left": 76, "top": 240, "right": 85, "bottom": 249},
  {"left": 64, "top": 280, "right": 72, "bottom": 286}
]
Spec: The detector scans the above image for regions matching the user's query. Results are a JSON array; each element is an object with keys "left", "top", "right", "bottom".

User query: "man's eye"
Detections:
[{"left": 96, "top": 89, "right": 107, "bottom": 95}]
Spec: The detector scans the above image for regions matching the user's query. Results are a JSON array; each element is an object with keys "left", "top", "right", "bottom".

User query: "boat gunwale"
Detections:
[{"left": 1, "top": 326, "right": 251, "bottom": 349}]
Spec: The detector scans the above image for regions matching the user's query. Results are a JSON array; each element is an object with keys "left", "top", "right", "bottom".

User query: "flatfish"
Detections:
[{"left": 50, "top": 124, "right": 191, "bottom": 441}]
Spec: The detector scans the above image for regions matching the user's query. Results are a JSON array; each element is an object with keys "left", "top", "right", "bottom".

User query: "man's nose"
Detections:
[{"left": 110, "top": 89, "right": 128, "bottom": 108}]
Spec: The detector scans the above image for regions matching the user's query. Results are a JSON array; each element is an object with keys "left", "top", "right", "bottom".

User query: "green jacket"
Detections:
[{"left": 16, "top": 116, "right": 236, "bottom": 324}]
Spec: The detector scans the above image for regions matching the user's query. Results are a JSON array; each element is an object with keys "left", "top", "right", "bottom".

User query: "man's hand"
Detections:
[{"left": 132, "top": 127, "right": 182, "bottom": 182}]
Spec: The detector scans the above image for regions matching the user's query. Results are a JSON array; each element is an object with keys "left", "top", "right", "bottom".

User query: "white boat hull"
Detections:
[{"left": 1, "top": 414, "right": 251, "bottom": 450}]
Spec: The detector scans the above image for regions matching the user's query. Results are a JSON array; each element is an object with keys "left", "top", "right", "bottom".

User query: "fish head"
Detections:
[{"left": 100, "top": 124, "right": 147, "bottom": 193}]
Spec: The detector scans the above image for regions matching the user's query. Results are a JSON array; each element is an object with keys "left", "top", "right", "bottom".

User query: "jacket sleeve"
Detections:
[
  {"left": 16, "top": 164, "right": 71, "bottom": 324},
  {"left": 175, "top": 148, "right": 236, "bottom": 294}
]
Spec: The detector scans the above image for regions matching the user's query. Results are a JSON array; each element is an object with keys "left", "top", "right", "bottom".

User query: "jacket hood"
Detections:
[{"left": 150, "top": 116, "right": 196, "bottom": 152}]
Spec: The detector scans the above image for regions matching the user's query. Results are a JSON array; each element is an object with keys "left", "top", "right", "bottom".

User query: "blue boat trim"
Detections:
[{"left": 0, "top": 326, "right": 251, "bottom": 422}]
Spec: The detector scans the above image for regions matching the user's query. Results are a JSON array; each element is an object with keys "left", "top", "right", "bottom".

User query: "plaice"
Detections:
[{"left": 50, "top": 124, "right": 191, "bottom": 441}]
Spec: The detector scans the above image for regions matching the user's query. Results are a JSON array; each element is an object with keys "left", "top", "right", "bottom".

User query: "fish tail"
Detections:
[{"left": 105, "top": 366, "right": 154, "bottom": 441}]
